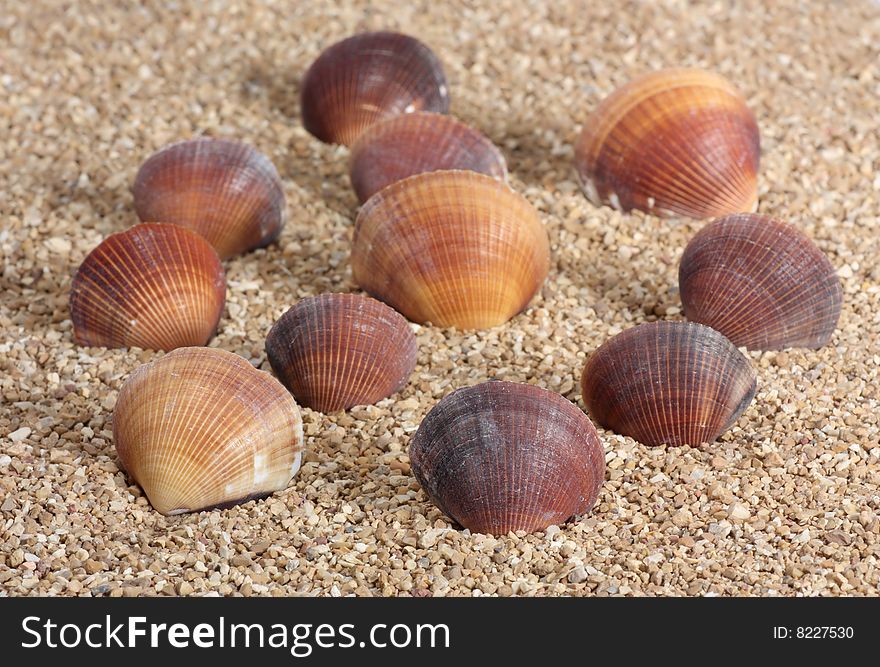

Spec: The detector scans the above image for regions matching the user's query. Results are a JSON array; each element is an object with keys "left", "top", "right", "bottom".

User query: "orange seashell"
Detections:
[
  {"left": 300, "top": 31, "right": 449, "bottom": 146},
  {"left": 410, "top": 381, "right": 605, "bottom": 534},
  {"left": 69, "top": 223, "right": 225, "bottom": 351},
  {"left": 133, "top": 138, "right": 285, "bottom": 259},
  {"left": 679, "top": 213, "right": 843, "bottom": 350},
  {"left": 581, "top": 321, "right": 756, "bottom": 446},
  {"left": 265, "top": 293, "right": 417, "bottom": 412},
  {"left": 574, "top": 68, "right": 760, "bottom": 218},
  {"left": 349, "top": 112, "right": 506, "bottom": 203},
  {"left": 113, "top": 347, "right": 304, "bottom": 515},
  {"left": 351, "top": 170, "right": 550, "bottom": 329}
]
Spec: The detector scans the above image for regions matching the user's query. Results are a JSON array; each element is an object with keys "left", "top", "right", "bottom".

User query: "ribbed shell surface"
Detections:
[
  {"left": 265, "top": 293, "right": 418, "bottom": 412},
  {"left": 69, "top": 223, "right": 226, "bottom": 351},
  {"left": 409, "top": 381, "right": 606, "bottom": 535},
  {"left": 581, "top": 322, "right": 756, "bottom": 446},
  {"left": 574, "top": 68, "right": 760, "bottom": 219},
  {"left": 113, "top": 347, "right": 304, "bottom": 515},
  {"left": 132, "top": 138, "right": 285, "bottom": 259},
  {"left": 679, "top": 213, "right": 842, "bottom": 350},
  {"left": 349, "top": 112, "right": 507, "bottom": 203},
  {"left": 351, "top": 170, "right": 550, "bottom": 329},
  {"left": 300, "top": 31, "right": 450, "bottom": 146}
]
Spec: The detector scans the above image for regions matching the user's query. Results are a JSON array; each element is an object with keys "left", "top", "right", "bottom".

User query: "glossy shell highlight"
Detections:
[
  {"left": 581, "top": 321, "right": 756, "bottom": 446},
  {"left": 349, "top": 112, "right": 507, "bottom": 203},
  {"left": 300, "top": 31, "right": 450, "bottom": 146},
  {"left": 113, "top": 347, "right": 304, "bottom": 515},
  {"left": 265, "top": 293, "right": 418, "bottom": 412},
  {"left": 351, "top": 170, "right": 550, "bottom": 329},
  {"left": 679, "top": 213, "right": 843, "bottom": 350},
  {"left": 409, "top": 381, "right": 605, "bottom": 534},
  {"left": 69, "top": 223, "right": 226, "bottom": 351},
  {"left": 133, "top": 138, "right": 285, "bottom": 259},
  {"left": 575, "top": 68, "right": 760, "bottom": 218}
]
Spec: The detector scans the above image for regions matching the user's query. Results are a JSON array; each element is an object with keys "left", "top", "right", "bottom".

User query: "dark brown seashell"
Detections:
[
  {"left": 133, "top": 138, "right": 285, "bottom": 260},
  {"left": 265, "top": 293, "right": 417, "bottom": 412},
  {"left": 574, "top": 68, "right": 760, "bottom": 218},
  {"left": 581, "top": 322, "right": 756, "bottom": 446},
  {"left": 300, "top": 31, "right": 450, "bottom": 146},
  {"left": 409, "top": 381, "right": 605, "bottom": 535},
  {"left": 679, "top": 213, "right": 843, "bottom": 350},
  {"left": 69, "top": 223, "right": 226, "bottom": 351},
  {"left": 349, "top": 112, "right": 507, "bottom": 203}
]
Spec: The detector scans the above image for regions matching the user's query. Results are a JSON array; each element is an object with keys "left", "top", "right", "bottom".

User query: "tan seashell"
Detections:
[
  {"left": 679, "top": 213, "right": 843, "bottom": 350},
  {"left": 351, "top": 170, "right": 550, "bottom": 329},
  {"left": 265, "top": 293, "right": 417, "bottom": 412},
  {"left": 410, "top": 381, "right": 605, "bottom": 535},
  {"left": 574, "top": 68, "right": 760, "bottom": 218},
  {"left": 69, "top": 223, "right": 226, "bottom": 351},
  {"left": 349, "top": 112, "right": 507, "bottom": 203},
  {"left": 300, "top": 31, "right": 450, "bottom": 146},
  {"left": 133, "top": 138, "right": 285, "bottom": 259},
  {"left": 113, "top": 347, "right": 304, "bottom": 515},
  {"left": 581, "top": 321, "right": 756, "bottom": 446}
]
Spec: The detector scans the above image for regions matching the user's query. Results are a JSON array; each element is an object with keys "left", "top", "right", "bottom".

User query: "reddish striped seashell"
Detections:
[
  {"left": 349, "top": 112, "right": 507, "bottom": 203},
  {"left": 69, "top": 223, "right": 225, "bottom": 351},
  {"left": 133, "top": 138, "right": 285, "bottom": 259},
  {"left": 351, "top": 170, "right": 550, "bottom": 329},
  {"left": 300, "top": 31, "right": 450, "bottom": 146},
  {"left": 574, "top": 68, "right": 760, "bottom": 218},
  {"left": 410, "top": 381, "right": 606, "bottom": 534},
  {"left": 679, "top": 213, "right": 843, "bottom": 350},
  {"left": 265, "top": 293, "right": 417, "bottom": 412},
  {"left": 581, "top": 322, "right": 756, "bottom": 446},
  {"left": 113, "top": 347, "right": 304, "bottom": 516}
]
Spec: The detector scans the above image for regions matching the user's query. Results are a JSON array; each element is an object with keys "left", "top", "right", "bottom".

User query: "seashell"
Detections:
[
  {"left": 133, "top": 138, "right": 285, "bottom": 259},
  {"left": 409, "top": 381, "right": 605, "bottom": 535},
  {"left": 69, "top": 223, "right": 226, "bottom": 351},
  {"left": 581, "top": 321, "right": 756, "bottom": 447},
  {"left": 300, "top": 31, "right": 450, "bottom": 146},
  {"left": 351, "top": 170, "right": 550, "bottom": 329},
  {"left": 349, "top": 112, "right": 507, "bottom": 203},
  {"left": 113, "top": 347, "right": 304, "bottom": 515},
  {"left": 265, "top": 293, "right": 417, "bottom": 412},
  {"left": 679, "top": 213, "right": 842, "bottom": 350},
  {"left": 574, "top": 68, "right": 760, "bottom": 219}
]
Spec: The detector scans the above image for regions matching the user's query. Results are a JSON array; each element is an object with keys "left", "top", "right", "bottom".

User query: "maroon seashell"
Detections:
[
  {"left": 409, "top": 381, "right": 606, "bottom": 535},
  {"left": 679, "top": 213, "right": 842, "bottom": 350},
  {"left": 300, "top": 31, "right": 450, "bottom": 146},
  {"left": 574, "top": 68, "right": 760, "bottom": 219},
  {"left": 69, "top": 223, "right": 226, "bottom": 351},
  {"left": 349, "top": 112, "right": 507, "bottom": 203},
  {"left": 133, "top": 138, "right": 285, "bottom": 260},
  {"left": 581, "top": 321, "right": 756, "bottom": 446},
  {"left": 265, "top": 293, "right": 417, "bottom": 412}
]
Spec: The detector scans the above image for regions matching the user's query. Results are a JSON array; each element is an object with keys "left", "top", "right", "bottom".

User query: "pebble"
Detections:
[{"left": 8, "top": 427, "right": 31, "bottom": 442}]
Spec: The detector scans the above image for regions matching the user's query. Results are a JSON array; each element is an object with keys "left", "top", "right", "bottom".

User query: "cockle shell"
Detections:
[
  {"left": 69, "top": 223, "right": 225, "bottom": 351},
  {"left": 300, "top": 31, "right": 450, "bottom": 146},
  {"left": 351, "top": 170, "right": 550, "bottom": 329},
  {"left": 113, "top": 347, "right": 304, "bottom": 515},
  {"left": 581, "top": 321, "right": 756, "bottom": 446},
  {"left": 574, "top": 68, "right": 760, "bottom": 218},
  {"left": 679, "top": 213, "right": 842, "bottom": 350},
  {"left": 133, "top": 138, "right": 285, "bottom": 259},
  {"left": 349, "top": 112, "right": 507, "bottom": 203},
  {"left": 265, "top": 293, "right": 418, "bottom": 412},
  {"left": 409, "top": 381, "right": 606, "bottom": 534}
]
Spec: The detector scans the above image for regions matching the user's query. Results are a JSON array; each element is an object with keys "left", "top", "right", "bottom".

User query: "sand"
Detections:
[{"left": 1, "top": 0, "right": 879, "bottom": 596}]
